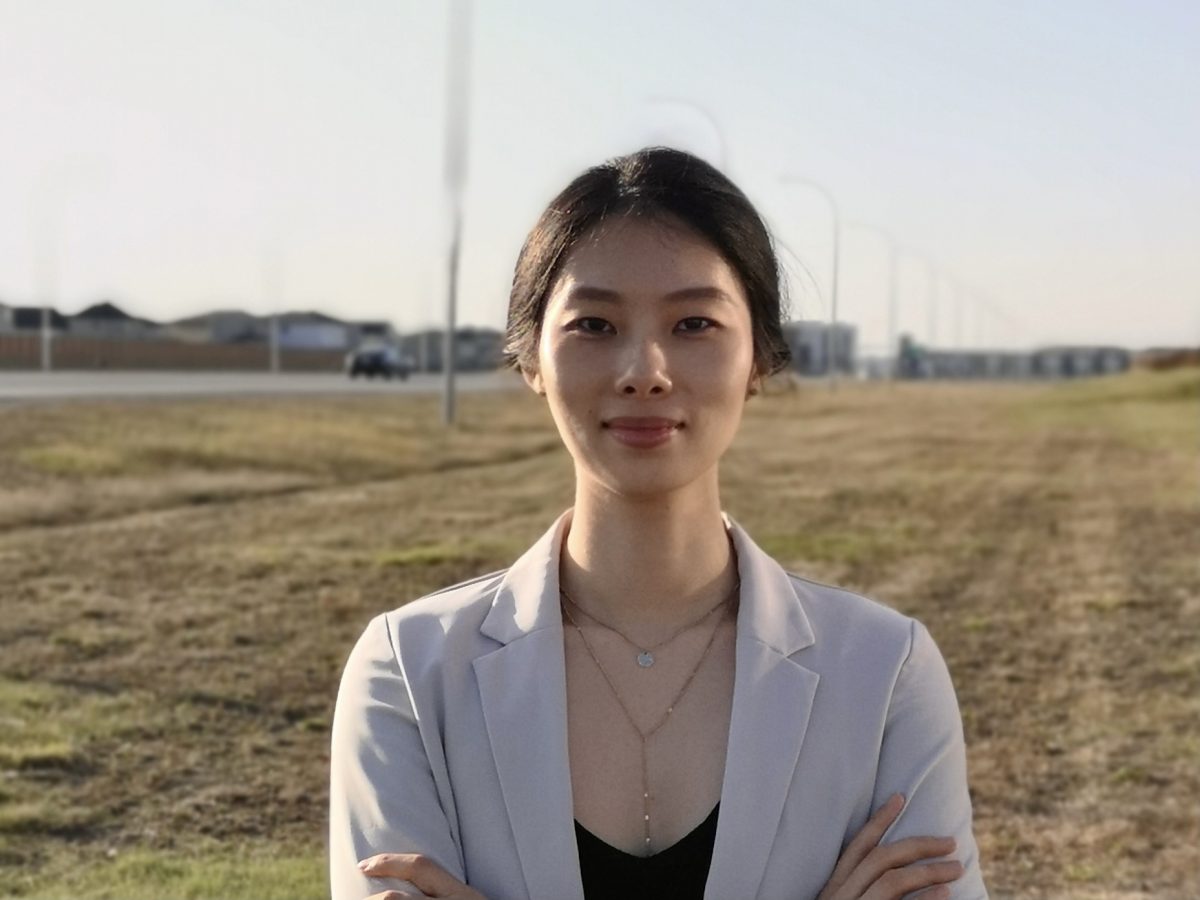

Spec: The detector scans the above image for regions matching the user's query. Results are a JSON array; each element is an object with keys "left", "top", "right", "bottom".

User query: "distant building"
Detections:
[
  {"left": 399, "top": 327, "right": 504, "bottom": 372},
  {"left": 166, "top": 310, "right": 268, "bottom": 344},
  {"left": 277, "top": 311, "right": 350, "bottom": 350},
  {"left": 69, "top": 301, "right": 162, "bottom": 341},
  {"left": 0, "top": 303, "right": 69, "bottom": 333},
  {"left": 896, "top": 335, "right": 1131, "bottom": 379},
  {"left": 782, "top": 320, "right": 857, "bottom": 376},
  {"left": 167, "top": 310, "right": 404, "bottom": 351},
  {"left": 348, "top": 320, "right": 399, "bottom": 347},
  {"left": 1032, "top": 346, "right": 1131, "bottom": 378}
]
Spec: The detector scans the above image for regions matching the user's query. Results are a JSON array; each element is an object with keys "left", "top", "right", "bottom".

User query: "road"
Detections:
[{"left": 0, "top": 370, "right": 522, "bottom": 402}]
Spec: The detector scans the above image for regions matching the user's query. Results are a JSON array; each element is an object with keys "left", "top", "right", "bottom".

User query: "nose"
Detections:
[{"left": 615, "top": 336, "right": 672, "bottom": 397}]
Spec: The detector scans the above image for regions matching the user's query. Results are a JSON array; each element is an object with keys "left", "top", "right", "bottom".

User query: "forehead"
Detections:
[{"left": 549, "top": 216, "right": 745, "bottom": 304}]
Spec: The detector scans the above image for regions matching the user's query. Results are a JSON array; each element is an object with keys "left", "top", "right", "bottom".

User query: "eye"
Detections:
[
  {"left": 565, "top": 317, "right": 614, "bottom": 335},
  {"left": 676, "top": 317, "right": 717, "bottom": 333}
]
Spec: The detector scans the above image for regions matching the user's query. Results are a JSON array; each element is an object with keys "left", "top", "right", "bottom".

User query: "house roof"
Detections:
[
  {"left": 10, "top": 307, "right": 69, "bottom": 329},
  {"left": 168, "top": 309, "right": 258, "bottom": 327},
  {"left": 74, "top": 301, "right": 160, "bottom": 326}
]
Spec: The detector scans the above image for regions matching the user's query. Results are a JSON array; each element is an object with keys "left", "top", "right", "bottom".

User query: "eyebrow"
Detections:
[{"left": 565, "top": 285, "right": 733, "bottom": 304}]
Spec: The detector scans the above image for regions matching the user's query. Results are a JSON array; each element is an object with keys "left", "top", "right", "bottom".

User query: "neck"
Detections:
[{"left": 560, "top": 473, "right": 738, "bottom": 636}]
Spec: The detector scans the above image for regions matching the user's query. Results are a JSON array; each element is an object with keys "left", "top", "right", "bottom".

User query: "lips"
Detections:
[{"left": 603, "top": 416, "right": 682, "bottom": 448}]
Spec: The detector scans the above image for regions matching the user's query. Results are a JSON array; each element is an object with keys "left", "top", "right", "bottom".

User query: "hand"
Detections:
[
  {"left": 816, "top": 794, "right": 965, "bottom": 900},
  {"left": 358, "top": 853, "right": 488, "bottom": 900}
]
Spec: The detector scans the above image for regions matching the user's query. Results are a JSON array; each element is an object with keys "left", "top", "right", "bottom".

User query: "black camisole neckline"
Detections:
[{"left": 574, "top": 803, "right": 720, "bottom": 900}]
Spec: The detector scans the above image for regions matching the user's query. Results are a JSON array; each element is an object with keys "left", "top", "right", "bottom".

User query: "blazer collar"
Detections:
[
  {"left": 479, "top": 509, "right": 572, "bottom": 646},
  {"left": 480, "top": 508, "right": 816, "bottom": 656},
  {"left": 723, "top": 510, "right": 816, "bottom": 657}
]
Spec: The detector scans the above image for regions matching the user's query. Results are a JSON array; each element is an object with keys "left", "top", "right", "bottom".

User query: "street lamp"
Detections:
[
  {"left": 442, "top": 0, "right": 473, "bottom": 426},
  {"left": 780, "top": 175, "right": 841, "bottom": 388}
]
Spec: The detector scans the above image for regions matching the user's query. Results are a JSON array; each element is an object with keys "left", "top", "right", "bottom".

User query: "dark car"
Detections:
[{"left": 345, "top": 345, "right": 411, "bottom": 379}]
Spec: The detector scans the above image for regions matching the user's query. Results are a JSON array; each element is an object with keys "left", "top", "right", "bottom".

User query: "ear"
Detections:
[
  {"left": 522, "top": 365, "right": 545, "bottom": 396},
  {"left": 746, "top": 367, "right": 762, "bottom": 398}
]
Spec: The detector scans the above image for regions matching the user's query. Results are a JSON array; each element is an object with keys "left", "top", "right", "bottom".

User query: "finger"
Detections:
[
  {"left": 862, "top": 860, "right": 965, "bottom": 900},
  {"left": 825, "top": 794, "right": 905, "bottom": 891},
  {"left": 366, "top": 892, "right": 425, "bottom": 900},
  {"left": 358, "top": 853, "right": 464, "bottom": 897},
  {"left": 840, "top": 836, "right": 958, "bottom": 899}
]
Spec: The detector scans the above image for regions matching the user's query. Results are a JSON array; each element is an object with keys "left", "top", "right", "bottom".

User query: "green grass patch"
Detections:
[
  {"left": 0, "top": 739, "right": 82, "bottom": 772},
  {"left": 758, "top": 526, "right": 914, "bottom": 568},
  {"left": 0, "top": 679, "right": 145, "bottom": 775},
  {"left": 12, "top": 846, "right": 327, "bottom": 900},
  {"left": 1010, "top": 369, "right": 1200, "bottom": 453},
  {"left": 16, "top": 444, "right": 129, "bottom": 477},
  {"left": 374, "top": 543, "right": 468, "bottom": 568},
  {"left": 0, "top": 802, "right": 94, "bottom": 837}
]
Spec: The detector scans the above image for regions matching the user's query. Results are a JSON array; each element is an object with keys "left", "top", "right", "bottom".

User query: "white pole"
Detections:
[
  {"left": 442, "top": 0, "right": 472, "bottom": 426},
  {"left": 34, "top": 196, "right": 59, "bottom": 372},
  {"left": 261, "top": 238, "right": 282, "bottom": 373},
  {"left": 928, "top": 267, "right": 939, "bottom": 347}
]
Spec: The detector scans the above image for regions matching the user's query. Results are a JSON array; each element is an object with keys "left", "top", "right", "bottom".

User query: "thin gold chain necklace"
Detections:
[
  {"left": 561, "top": 584, "right": 736, "bottom": 854},
  {"left": 559, "top": 585, "right": 733, "bottom": 667}
]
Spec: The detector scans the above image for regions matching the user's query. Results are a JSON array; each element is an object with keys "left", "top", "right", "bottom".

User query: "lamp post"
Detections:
[
  {"left": 32, "top": 177, "right": 62, "bottom": 372},
  {"left": 34, "top": 220, "right": 58, "bottom": 372},
  {"left": 442, "top": 0, "right": 473, "bottom": 426},
  {"left": 260, "top": 235, "right": 283, "bottom": 373},
  {"left": 779, "top": 175, "right": 841, "bottom": 388}
]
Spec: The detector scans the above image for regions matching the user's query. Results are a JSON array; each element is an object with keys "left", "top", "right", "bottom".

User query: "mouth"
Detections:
[{"left": 602, "top": 417, "right": 683, "bottom": 448}]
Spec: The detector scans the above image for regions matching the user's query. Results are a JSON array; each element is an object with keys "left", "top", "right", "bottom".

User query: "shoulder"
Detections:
[
  {"left": 344, "top": 568, "right": 511, "bottom": 680},
  {"left": 384, "top": 567, "right": 509, "bottom": 633},
  {"left": 786, "top": 571, "right": 921, "bottom": 660},
  {"left": 780, "top": 570, "right": 954, "bottom": 711}
]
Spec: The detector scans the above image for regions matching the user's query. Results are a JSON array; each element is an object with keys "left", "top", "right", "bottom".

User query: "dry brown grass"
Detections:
[{"left": 1, "top": 371, "right": 1197, "bottom": 898}]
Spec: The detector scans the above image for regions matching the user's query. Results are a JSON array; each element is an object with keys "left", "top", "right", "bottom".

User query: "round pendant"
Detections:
[{"left": 637, "top": 652, "right": 655, "bottom": 668}]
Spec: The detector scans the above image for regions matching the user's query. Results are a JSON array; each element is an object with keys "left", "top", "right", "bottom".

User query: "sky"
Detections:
[{"left": 1, "top": 0, "right": 1197, "bottom": 353}]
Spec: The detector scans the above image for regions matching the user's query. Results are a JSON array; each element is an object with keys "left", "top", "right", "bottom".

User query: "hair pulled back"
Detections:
[{"left": 504, "top": 147, "right": 791, "bottom": 377}]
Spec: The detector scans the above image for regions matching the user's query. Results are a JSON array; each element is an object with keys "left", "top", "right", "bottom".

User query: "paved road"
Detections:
[{"left": 0, "top": 370, "right": 523, "bottom": 402}]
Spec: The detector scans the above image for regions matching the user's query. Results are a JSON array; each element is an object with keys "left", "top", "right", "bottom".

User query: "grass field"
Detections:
[{"left": 1, "top": 370, "right": 1197, "bottom": 899}]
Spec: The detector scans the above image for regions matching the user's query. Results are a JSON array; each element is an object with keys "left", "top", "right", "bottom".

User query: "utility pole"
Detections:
[
  {"left": 441, "top": 0, "right": 472, "bottom": 426},
  {"left": 34, "top": 196, "right": 58, "bottom": 372},
  {"left": 261, "top": 237, "right": 282, "bottom": 373}
]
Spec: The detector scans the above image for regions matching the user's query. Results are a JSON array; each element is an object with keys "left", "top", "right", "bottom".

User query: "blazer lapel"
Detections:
[
  {"left": 472, "top": 512, "right": 586, "bottom": 900},
  {"left": 705, "top": 518, "right": 820, "bottom": 900}
]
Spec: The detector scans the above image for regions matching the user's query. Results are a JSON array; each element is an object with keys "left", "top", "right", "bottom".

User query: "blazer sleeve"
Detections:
[
  {"left": 872, "top": 619, "right": 988, "bottom": 899},
  {"left": 329, "top": 613, "right": 464, "bottom": 900}
]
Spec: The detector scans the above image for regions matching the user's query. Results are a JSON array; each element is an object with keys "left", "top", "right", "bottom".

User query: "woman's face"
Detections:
[{"left": 525, "top": 215, "right": 757, "bottom": 500}]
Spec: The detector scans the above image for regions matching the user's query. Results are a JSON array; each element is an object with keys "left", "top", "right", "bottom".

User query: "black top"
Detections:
[{"left": 575, "top": 804, "right": 720, "bottom": 900}]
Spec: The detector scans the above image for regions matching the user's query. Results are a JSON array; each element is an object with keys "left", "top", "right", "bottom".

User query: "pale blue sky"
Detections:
[{"left": 1, "top": 0, "right": 1196, "bottom": 351}]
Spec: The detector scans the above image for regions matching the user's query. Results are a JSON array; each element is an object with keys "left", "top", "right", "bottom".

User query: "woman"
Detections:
[{"left": 330, "top": 148, "right": 987, "bottom": 900}]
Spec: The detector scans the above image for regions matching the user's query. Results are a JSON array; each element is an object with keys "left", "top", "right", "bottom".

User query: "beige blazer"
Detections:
[{"left": 329, "top": 512, "right": 987, "bottom": 899}]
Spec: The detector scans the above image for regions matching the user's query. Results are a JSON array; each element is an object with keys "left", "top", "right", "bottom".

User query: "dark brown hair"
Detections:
[{"left": 504, "top": 147, "right": 791, "bottom": 377}]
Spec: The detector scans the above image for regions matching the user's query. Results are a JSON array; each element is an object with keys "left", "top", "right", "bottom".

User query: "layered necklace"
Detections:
[{"left": 560, "top": 576, "right": 739, "bottom": 854}]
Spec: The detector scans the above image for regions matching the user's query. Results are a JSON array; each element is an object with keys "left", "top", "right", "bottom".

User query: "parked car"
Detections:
[{"left": 345, "top": 344, "right": 411, "bottom": 379}]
